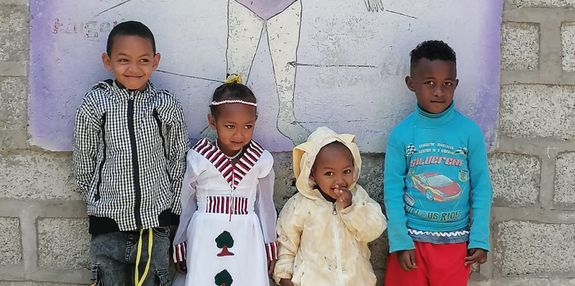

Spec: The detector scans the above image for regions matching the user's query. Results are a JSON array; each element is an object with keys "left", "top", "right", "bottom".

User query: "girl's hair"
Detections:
[{"left": 210, "top": 75, "right": 257, "bottom": 117}]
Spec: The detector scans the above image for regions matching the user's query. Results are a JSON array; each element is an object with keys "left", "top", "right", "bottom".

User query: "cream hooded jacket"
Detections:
[{"left": 273, "top": 127, "right": 387, "bottom": 286}]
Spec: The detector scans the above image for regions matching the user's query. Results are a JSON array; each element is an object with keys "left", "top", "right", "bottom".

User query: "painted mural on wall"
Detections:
[{"left": 29, "top": 0, "right": 502, "bottom": 152}]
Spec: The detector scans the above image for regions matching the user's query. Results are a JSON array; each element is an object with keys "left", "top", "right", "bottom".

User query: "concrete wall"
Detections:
[{"left": 1, "top": 0, "right": 575, "bottom": 285}]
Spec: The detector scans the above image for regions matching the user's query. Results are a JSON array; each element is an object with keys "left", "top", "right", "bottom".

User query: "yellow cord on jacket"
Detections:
[{"left": 135, "top": 228, "right": 153, "bottom": 286}]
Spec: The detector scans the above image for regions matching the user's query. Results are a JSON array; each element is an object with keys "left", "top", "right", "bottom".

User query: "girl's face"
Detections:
[
  {"left": 208, "top": 103, "right": 257, "bottom": 157},
  {"left": 310, "top": 142, "right": 355, "bottom": 201}
]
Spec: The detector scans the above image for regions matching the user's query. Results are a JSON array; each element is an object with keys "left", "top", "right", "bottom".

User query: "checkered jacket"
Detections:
[{"left": 73, "top": 80, "right": 190, "bottom": 231}]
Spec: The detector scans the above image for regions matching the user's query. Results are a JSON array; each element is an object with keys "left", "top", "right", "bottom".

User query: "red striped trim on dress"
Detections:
[
  {"left": 193, "top": 138, "right": 264, "bottom": 190},
  {"left": 205, "top": 195, "right": 249, "bottom": 215},
  {"left": 172, "top": 241, "right": 187, "bottom": 263},
  {"left": 265, "top": 241, "right": 278, "bottom": 261}
]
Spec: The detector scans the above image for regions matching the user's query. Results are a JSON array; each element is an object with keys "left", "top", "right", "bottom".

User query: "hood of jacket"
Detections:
[{"left": 293, "top": 126, "right": 362, "bottom": 200}]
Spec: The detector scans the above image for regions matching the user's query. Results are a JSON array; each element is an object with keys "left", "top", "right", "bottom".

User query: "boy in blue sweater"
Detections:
[{"left": 383, "top": 40, "right": 493, "bottom": 285}]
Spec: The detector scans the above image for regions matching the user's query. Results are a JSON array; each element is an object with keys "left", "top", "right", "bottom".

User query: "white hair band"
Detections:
[{"left": 210, "top": 100, "right": 257, "bottom": 107}]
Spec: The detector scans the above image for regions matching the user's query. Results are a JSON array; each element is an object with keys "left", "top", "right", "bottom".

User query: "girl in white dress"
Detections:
[{"left": 173, "top": 74, "right": 277, "bottom": 286}]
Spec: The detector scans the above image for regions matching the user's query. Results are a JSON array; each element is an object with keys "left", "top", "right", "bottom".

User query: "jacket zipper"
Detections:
[
  {"left": 152, "top": 109, "right": 167, "bottom": 158},
  {"left": 332, "top": 202, "right": 344, "bottom": 286},
  {"left": 128, "top": 97, "right": 143, "bottom": 229},
  {"left": 94, "top": 113, "right": 107, "bottom": 201}
]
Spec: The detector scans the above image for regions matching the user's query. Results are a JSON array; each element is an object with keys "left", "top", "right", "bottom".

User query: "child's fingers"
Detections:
[
  {"left": 408, "top": 252, "right": 417, "bottom": 269},
  {"left": 464, "top": 250, "right": 485, "bottom": 266}
]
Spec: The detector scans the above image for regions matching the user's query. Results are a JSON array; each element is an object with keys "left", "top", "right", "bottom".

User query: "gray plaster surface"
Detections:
[
  {"left": 494, "top": 220, "right": 575, "bottom": 276},
  {"left": 500, "top": 84, "right": 575, "bottom": 139},
  {"left": 0, "top": 77, "right": 27, "bottom": 130},
  {"left": 502, "top": 22, "right": 540, "bottom": 71},
  {"left": 561, "top": 22, "right": 575, "bottom": 72},
  {"left": 0, "top": 4, "right": 27, "bottom": 62},
  {"left": 554, "top": 152, "right": 575, "bottom": 205},
  {"left": 508, "top": 0, "right": 575, "bottom": 7},
  {"left": 37, "top": 218, "right": 89, "bottom": 270},
  {"left": 489, "top": 153, "right": 540, "bottom": 207},
  {"left": 0, "top": 153, "right": 79, "bottom": 200},
  {"left": 0, "top": 217, "right": 21, "bottom": 266}
]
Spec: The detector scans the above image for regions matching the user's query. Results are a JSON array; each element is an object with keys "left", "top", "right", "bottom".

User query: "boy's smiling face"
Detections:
[
  {"left": 102, "top": 35, "right": 160, "bottom": 91},
  {"left": 405, "top": 58, "right": 458, "bottom": 114}
]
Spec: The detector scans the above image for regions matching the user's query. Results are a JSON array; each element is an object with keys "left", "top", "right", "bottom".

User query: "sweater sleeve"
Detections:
[
  {"left": 467, "top": 128, "right": 493, "bottom": 251},
  {"left": 339, "top": 185, "right": 387, "bottom": 243},
  {"left": 73, "top": 98, "right": 101, "bottom": 200},
  {"left": 383, "top": 130, "right": 415, "bottom": 253},
  {"left": 166, "top": 99, "right": 191, "bottom": 216},
  {"left": 273, "top": 196, "right": 303, "bottom": 284}
]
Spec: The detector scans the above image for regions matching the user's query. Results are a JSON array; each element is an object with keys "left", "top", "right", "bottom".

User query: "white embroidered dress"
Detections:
[{"left": 173, "top": 138, "right": 277, "bottom": 286}]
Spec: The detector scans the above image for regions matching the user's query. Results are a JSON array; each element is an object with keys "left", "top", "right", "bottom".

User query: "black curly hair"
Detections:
[{"left": 410, "top": 40, "right": 456, "bottom": 73}]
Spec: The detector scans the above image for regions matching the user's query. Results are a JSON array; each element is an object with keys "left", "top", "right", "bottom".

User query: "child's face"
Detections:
[
  {"left": 208, "top": 104, "right": 257, "bottom": 157},
  {"left": 102, "top": 35, "right": 160, "bottom": 91},
  {"left": 405, "top": 58, "right": 458, "bottom": 114},
  {"left": 311, "top": 143, "right": 355, "bottom": 200}
]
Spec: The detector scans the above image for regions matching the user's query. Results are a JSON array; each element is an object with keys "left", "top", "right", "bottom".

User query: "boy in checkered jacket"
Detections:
[{"left": 73, "top": 21, "right": 190, "bottom": 285}]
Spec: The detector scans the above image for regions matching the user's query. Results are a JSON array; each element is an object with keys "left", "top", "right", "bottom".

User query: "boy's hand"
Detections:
[
  {"left": 334, "top": 185, "right": 352, "bottom": 209},
  {"left": 175, "top": 261, "right": 187, "bottom": 274},
  {"left": 268, "top": 259, "right": 276, "bottom": 276},
  {"left": 465, "top": 248, "right": 487, "bottom": 266},
  {"left": 279, "top": 278, "right": 295, "bottom": 286},
  {"left": 397, "top": 250, "right": 417, "bottom": 271}
]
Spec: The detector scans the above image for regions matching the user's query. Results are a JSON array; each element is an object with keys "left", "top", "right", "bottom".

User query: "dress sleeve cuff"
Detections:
[
  {"left": 172, "top": 241, "right": 187, "bottom": 263},
  {"left": 265, "top": 241, "right": 278, "bottom": 261}
]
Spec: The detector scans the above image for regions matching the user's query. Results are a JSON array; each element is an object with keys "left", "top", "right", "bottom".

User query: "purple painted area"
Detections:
[
  {"left": 235, "top": 0, "right": 297, "bottom": 20},
  {"left": 27, "top": 0, "right": 502, "bottom": 152},
  {"left": 472, "top": 0, "right": 503, "bottom": 150},
  {"left": 29, "top": 1, "right": 63, "bottom": 150}
]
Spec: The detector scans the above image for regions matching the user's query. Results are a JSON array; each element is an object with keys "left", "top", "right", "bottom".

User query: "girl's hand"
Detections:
[
  {"left": 334, "top": 185, "right": 352, "bottom": 209},
  {"left": 279, "top": 278, "right": 295, "bottom": 286},
  {"left": 465, "top": 248, "right": 488, "bottom": 266},
  {"left": 268, "top": 259, "right": 276, "bottom": 276},
  {"left": 397, "top": 250, "right": 417, "bottom": 271},
  {"left": 175, "top": 261, "right": 187, "bottom": 274}
]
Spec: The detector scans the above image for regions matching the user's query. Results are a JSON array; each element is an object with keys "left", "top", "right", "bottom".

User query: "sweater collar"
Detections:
[{"left": 415, "top": 102, "right": 456, "bottom": 127}]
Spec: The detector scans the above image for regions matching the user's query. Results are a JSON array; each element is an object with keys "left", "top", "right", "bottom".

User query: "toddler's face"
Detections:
[
  {"left": 102, "top": 35, "right": 159, "bottom": 91},
  {"left": 208, "top": 104, "right": 257, "bottom": 157},
  {"left": 406, "top": 58, "right": 458, "bottom": 114},
  {"left": 311, "top": 142, "right": 355, "bottom": 201}
]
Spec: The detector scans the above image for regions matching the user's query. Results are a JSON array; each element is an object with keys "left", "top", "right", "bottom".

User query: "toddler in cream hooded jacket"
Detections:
[{"left": 273, "top": 127, "right": 387, "bottom": 286}]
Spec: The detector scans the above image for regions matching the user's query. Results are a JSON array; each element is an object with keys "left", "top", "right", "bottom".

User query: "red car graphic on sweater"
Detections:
[{"left": 411, "top": 172, "right": 461, "bottom": 202}]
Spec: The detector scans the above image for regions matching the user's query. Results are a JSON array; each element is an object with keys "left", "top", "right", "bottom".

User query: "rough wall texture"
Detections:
[{"left": 1, "top": 0, "right": 575, "bottom": 285}]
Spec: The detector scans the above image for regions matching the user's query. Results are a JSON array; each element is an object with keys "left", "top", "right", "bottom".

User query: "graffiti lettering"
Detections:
[{"left": 52, "top": 18, "right": 118, "bottom": 38}]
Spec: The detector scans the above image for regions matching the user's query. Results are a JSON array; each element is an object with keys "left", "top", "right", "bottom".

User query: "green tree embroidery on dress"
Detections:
[
  {"left": 215, "top": 269, "right": 233, "bottom": 286},
  {"left": 215, "top": 231, "right": 235, "bottom": 257}
]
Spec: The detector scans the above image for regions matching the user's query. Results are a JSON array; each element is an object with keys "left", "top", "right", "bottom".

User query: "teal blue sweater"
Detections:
[{"left": 383, "top": 103, "right": 492, "bottom": 253}]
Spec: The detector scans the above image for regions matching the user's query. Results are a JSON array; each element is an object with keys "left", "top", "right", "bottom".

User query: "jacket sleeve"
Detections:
[
  {"left": 273, "top": 196, "right": 303, "bottom": 284},
  {"left": 166, "top": 98, "right": 191, "bottom": 216},
  {"left": 72, "top": 97, "right": 101, "bottom": 200},
  {"left": 254, "top": 168, "right": 278, "bottom": 261},
  {"left": 172, "top": 150, "right": 199, "bottom": 263},
  {"left": 339, "top": 185, "right": 387, "bottom": 243},
  {"left": 467, "top": 127, "right": 493, "bottom": 251},
  {"left": 383, "top": 130, "right": 415, "bottom": 253}
]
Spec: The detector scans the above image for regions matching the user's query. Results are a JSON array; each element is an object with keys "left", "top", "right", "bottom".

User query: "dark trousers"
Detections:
[{"left": 90, "top": 227, "right": 171, "bottom": 286}]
